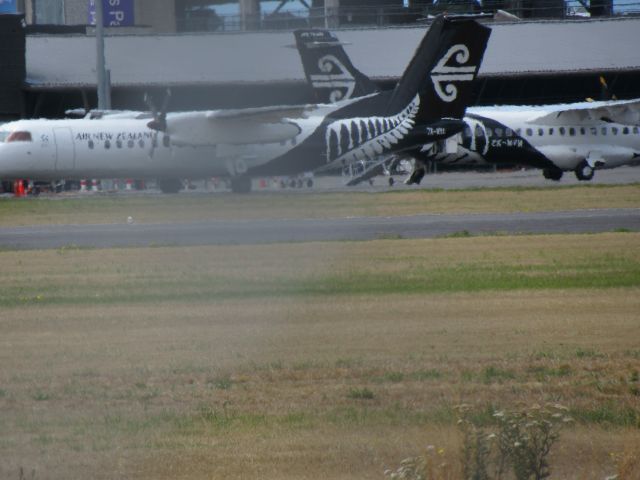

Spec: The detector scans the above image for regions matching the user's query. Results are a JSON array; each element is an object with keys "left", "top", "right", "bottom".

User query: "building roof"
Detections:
[{"left": 25, "top": 17, "right": 640, "bottom": 89}]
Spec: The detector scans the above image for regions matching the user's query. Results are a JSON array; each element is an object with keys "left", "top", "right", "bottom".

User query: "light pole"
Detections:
[{"left": 95, "top": 0, "right": 111, "bottom": 109}]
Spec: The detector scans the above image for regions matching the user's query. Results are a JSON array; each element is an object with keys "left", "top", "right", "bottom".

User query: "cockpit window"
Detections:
[{"left": 3, "top": 131, "right": 33, "bottom": 143}]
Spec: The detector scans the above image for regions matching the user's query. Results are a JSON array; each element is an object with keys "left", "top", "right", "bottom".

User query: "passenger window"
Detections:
[
  {"left": 612, "top": 127, "right": 618, "bottom": 135},
  {"left": 601, "top": 127, "right": 607, "bottom": 136},
  {"left": 569, "top": 128, "right": 576, "bottom": 136},
  {"left": 634, "top": 127, "right": 639, "bottom": 135},
  {"left": 559, "top": 127, "right": 566, "bottom": 135},
  {"left": 590, "top": 127, "right": 597, "bottom": 135},
  {"left": 580, "top": 128, "right": 586, "bottom": 135},
  {"left": 506, "top": 128, "right": 514, "bottom": 136},
  {"left": 88, "top": 140, "right": 95, "bottom": 149},
  {"left": 116, "top": 140, "right": 122, "bottom": 148},
  {"left": 538, "top": 128, "right": 544, "bottom": 136},
  {"left": 548, "top": 128, "right": 554, "bottom": 135},
  {"left": 138, "top": 139, "right": 145, "bottom": 148},
  {"left": 495, "top": 127, "right": 503, "bottom": 137},
  {"left": 104, "top": 140, "right": 111, "bottom": 149},
  {"left": 623, "top": 127, "right": 629, "bottom": 135},
  {"left": 514, "top": 128, "right": 521, "bottom": 136},
  {"left": 526, "top": 128, "right": 533, "bottom": 136},
  {"left": 128, "top": 140, "right": 134, "bottom": 148}
]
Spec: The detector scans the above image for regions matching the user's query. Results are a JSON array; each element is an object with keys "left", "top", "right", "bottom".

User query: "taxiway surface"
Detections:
[{"left": 1, "top": 209, "right": 638, "bottom": 250}]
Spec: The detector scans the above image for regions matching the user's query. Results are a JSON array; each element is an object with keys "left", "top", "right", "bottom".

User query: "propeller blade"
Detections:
[
  {"left": 144, "top": 90, "right": 168, "bottom": 132},
  {"left": 148, "top": 131, "right": 158, "bottom": 158}
]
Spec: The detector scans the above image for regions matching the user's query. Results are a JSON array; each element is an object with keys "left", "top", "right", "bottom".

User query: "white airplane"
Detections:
[
  {"left": 0, "top": 15, "right": 491, "bottom": 193},
  {"left": 425, "top": 101, "right": 640, "bottom": 182},
  {"left": 295, "top": 28, "right": 640, "bottom": 185}
]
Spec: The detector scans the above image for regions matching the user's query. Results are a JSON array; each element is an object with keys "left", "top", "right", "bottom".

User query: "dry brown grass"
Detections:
[
  {"left": 0, "top": 183, "right": 638, "bottom": 226},
  {"left": 0, "top": 235, "right": 639, "bottom": 479}
]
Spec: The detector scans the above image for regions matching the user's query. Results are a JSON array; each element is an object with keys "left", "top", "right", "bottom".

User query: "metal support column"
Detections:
[
  {"left": 96, "top": 0, "right": 111, "bottom": 109},
  {"left": 324, "top": 0, "right": 339, "bottom": 28},
  {"left": 240, "top": 0, "right": 261, "bottom": 30}
]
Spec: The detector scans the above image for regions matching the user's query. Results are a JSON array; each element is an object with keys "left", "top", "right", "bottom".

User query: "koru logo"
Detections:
[
  {"left": 430, "top": 44, "right": 477, "bottom": 103},
  {"left": 309, "top": 55, "right": 356, "bottom": 102}
]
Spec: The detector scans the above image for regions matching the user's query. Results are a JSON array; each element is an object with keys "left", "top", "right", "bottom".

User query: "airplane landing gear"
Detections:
[
  {"left": 574, "top": 160, "right": 595, "bottom": 181},
  {"left": 542, "top": 167, "right": 563, "bottom": 181},
  {"left": 230, "top": 176, "right": 252, "bottom": 194},
  {"left": 388, "top": 177, "right": 395, "bottom": 187},
  {"left": 405, "top": 166, "right": 426, "bottom": 185},
  {"left": 158, "top": 178, "right": 183, "bottom": 194}
]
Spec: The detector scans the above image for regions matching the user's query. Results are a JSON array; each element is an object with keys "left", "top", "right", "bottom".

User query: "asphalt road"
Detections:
[{"left": 1, "top": 209, "right": 638, "bottom": 250}]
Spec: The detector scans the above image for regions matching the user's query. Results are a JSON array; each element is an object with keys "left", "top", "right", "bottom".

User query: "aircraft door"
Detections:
[{"left": 53, "top": 127, "right": 76, "bottom": 172}]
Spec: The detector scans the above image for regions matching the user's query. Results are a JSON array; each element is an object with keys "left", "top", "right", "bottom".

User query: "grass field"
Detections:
[
  {"left": 0, "top": 233, "right": 639, "bottom": 479},
  {"left": 0, "top": 183, "right": 638, "bottom": 226}
]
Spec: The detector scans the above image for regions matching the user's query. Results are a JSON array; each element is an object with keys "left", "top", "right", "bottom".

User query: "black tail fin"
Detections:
[
  {"left": 294, "top": 29, "right": 379, "bottom": 103},
  {"left": 385, "top": 15, "right": 491, "bottom": 124}
]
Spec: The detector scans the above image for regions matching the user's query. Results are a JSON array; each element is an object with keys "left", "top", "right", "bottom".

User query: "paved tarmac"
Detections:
[
  {"left": 322, "top": 165, "right": 640, "bottom": 191},
  {"left": 1, "top": 209, "right": 638, "bottom": 250}
]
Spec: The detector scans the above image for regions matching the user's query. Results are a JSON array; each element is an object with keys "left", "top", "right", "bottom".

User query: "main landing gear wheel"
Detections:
[
  {"left": 542, "top": 167, "right": 563, "bottom": 181},
  {"left": 574, "top": 160, "right": 595, "bottom": 181},
  {"left": 388, "top": 177, "right": 395, "bottom": 187},
  {"left": 230, "top": 176, "right": 252, "bottom": 194},
  {"left": 158, "top": 178, "right": 182, "bottom": 194}
]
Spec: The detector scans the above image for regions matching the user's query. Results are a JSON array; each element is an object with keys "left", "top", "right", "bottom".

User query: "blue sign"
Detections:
[
  {"left": 0, "top": 0, "right": 17, "bottom": 14},
  {"left": 88, "top": 0, "right": 135, "bottom": 27}
]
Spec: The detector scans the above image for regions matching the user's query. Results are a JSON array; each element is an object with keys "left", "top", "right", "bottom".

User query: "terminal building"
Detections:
[{"left": 0, "top": 0, "right": 638, "bottom": 121}]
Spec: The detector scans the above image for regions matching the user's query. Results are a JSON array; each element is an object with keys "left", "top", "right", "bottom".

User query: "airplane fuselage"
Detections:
[{"left": 428, "top": 106, "right": 640, "bottom": 178}]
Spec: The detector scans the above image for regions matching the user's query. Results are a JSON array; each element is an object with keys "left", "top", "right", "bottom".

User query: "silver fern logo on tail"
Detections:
[
  {"left": 309, "top": 55, "right": 356, "bottom": 102},
  {"left": 430, "top": 44, "right": 477, "bottom": 102},
  {"left": 325, "top": 94, "right": 420, "bottom": 165}
]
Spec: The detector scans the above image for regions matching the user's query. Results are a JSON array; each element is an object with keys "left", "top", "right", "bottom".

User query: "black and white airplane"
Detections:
[
  {"left": 0, "top": 15, "right": 491, "bottom": 193},
  {"left": 295, "top": 26, "right": 640, "bottom": 185}
]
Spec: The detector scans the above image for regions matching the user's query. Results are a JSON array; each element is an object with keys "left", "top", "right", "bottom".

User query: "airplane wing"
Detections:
[
  {"left": 530, "top": 98, "right": 640, "bottom": 125},
  {"left": 159, "top": 105, "right": 313, "bottom": 146}
]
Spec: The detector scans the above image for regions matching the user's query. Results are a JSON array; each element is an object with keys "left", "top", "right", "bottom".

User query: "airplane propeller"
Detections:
[
  {"left": 144, "top": 89, "right": 172, "bottom": 158},
  {"left": 599, "top": 76, "right": 617, "bottom": 101},
  {"left": 587, "top": 76, "right": 617, "bottom": 103}
]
